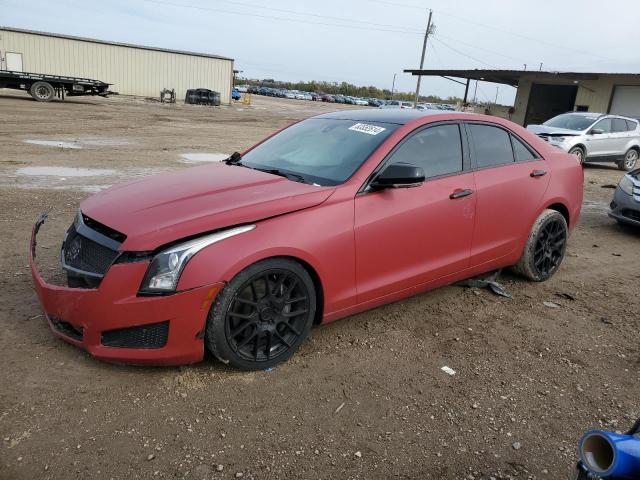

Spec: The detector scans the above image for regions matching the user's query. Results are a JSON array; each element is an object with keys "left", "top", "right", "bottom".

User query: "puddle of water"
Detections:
[
  {"left": 24, "top": 140, "right": 81, "bottom": 149},
  {"left": 16, "top": 167, "right": 116, "bottom": 177},
  {"left": 179, "top": 153, "right": 228, "bottom": 163}
]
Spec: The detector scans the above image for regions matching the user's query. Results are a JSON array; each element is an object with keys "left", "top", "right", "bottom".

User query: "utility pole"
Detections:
[
  {"left": 414, "top": 9, "right": 433, "bottom": 106},
  {"left": 472, "top": 80, "right": 478, "bottom": 104},
  {"left": 391, "top": 73, "right": 397, "bottom": 99},
  {"left": 494, "top": 86, "right": 499, "bottom": 105}
]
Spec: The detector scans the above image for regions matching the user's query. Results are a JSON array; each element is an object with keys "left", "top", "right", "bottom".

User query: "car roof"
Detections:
[{"left": 314, "top": 108, "right": 452, "bottom": 125}]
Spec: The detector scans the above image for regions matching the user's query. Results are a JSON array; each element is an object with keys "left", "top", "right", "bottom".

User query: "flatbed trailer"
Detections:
[{"left": 0, "top": 70, "right": 110, "bottom": 102}]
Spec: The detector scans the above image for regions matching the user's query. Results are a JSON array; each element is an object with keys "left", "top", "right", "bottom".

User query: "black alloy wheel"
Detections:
[
  {"left": 206, "top": 258, "right": 316, "bottom": 370},
  {"left": 532, "top": 217, "right": 567, "bottom": 278},
  {"left": 513, "top": 209, "right": 568, "bottom": 282}
]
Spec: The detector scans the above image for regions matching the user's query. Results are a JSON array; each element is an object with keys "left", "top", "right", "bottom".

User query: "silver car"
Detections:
[{"left": 527, "top": 112, "right": 640, "bottom": 171}]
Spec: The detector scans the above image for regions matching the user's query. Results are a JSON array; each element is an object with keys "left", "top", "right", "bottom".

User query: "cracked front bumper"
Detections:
[{"left": 29, "top": 214, "right": 222, "bottom": 366}]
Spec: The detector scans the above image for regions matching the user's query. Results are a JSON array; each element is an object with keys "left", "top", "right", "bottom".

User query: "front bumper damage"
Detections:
[{"left": 29, "top": 213, "right": 222, "bottom": 366}]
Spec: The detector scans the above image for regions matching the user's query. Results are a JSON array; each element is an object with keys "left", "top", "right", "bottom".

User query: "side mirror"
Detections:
[
  {"left": 371, "top": 163, "right": 425, "bottom": 190},
  {"left": 590, "top": 128, "right": 605, "bottom": 135}
]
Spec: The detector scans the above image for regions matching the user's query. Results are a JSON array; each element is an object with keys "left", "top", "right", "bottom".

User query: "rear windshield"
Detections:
[
  {"left": 241, "top": 118, "right": 398, "bottom": 185},
  {"left": 543, "top": 113, "right": 599, "bottom": 131}
]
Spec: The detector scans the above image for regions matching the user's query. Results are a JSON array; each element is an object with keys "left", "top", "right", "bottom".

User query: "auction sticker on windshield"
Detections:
[{"left": 349, "top": 123, "right": 386, "bottom": 135}]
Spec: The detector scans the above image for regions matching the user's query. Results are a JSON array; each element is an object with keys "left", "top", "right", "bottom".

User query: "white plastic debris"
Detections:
[{"left": 441, "top": 366, "right": 456, "bottom": 376}]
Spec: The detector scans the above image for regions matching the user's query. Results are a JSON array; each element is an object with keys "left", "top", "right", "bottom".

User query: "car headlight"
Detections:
[
  {"left": 139, "top": 224, "right": 255, "bottom": 294},
  {"left": 619, "top": 175, "right": 634, "bottom": 196}
]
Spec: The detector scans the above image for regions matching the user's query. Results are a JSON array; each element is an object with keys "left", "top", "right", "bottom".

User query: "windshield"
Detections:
[
  {"left": 240, "top": 118, "right": 398, "bottom": 185},
  {"left": 543, "top": 113, "right": 600, "bottom": 131}
]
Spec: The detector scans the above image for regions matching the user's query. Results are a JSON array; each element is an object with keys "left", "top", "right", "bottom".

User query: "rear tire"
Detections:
[
  {"left": 29, "top": 81, "right": 55, "bottom": 102},
  {"left": 568, "top": 146, "right": 585, "bottom": 164},
  {"left": 205, "top": 258, "right": 316, "bottom": 370},
  {"left": 513, "top": 209, "right": 568, "bottom": 282},
  {"left": 618, "top": 148, "right": 638, "bottom": 171}
]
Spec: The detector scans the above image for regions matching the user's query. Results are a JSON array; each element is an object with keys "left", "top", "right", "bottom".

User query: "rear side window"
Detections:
[
  {"left": 626, "top": 120, "right": 638, "bottom": 131},
  {"left": 612, "top": 118, "right": 628, "bottom": 133},
  {"left": 388, "top": 124, "right": 463, "bottom": 178},
  {"left": 511, "top": 135, "right": 536, "bottom": 162},
  {"left": 468, "top": 124, "right": 514, "bottom": 168}
]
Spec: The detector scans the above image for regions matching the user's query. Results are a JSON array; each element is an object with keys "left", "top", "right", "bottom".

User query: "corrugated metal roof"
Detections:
[
  {"left": 403, "top": 69, "right": 640, "bottom": 87},
  {"left": 0, "top": 26, "right": 233, "bottom": 62}
]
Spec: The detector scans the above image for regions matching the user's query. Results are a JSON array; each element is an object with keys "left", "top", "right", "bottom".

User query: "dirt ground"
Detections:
[{"left": 0, "top": 91, "right": 638, "bottom": 480}]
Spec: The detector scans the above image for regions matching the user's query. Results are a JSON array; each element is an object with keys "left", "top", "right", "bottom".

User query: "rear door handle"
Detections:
[
  {"left": 530, "top": 170, "right": 547, "bottom": 177},
  {"left": 449, "top": 188, "right": 474, "bottom": 199}
]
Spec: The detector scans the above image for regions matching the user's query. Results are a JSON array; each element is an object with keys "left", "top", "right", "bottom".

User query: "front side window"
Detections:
[
  {"left": 591, "top": 118, "right": 612, "bottom": 134},
  {"left": 240, "top": 118, "right": 398, "bottom": 186},
  {"left": 387, "top": 124, "right": 463, "bottom": 178},
  {"left": 468, "top": 124, "right": 514, "bottom": 168}
]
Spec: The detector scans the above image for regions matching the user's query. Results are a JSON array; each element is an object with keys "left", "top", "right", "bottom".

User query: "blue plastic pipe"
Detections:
[{"left": 579, "top": 430, "right": 640, "bottom": 479}]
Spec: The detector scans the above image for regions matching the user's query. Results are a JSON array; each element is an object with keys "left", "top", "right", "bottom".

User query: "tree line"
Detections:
[{"left": 237, "top": 77, "right": 463, "bottom": 104}]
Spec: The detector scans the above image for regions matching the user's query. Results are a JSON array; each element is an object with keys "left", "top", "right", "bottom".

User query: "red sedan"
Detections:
[{"left": 30, "top": 110, "right": 583, "bottom": 369}]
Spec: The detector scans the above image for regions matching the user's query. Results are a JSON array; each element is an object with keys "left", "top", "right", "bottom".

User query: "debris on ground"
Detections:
[
  {"left": 457, "top": 270, "right": 512, "bottom": 298},
  {"left": 441, "top": 366, "right": 456, "bottom": 376},
  {"left": 543, "top": 301, "right": 561, "bottom": 309}
]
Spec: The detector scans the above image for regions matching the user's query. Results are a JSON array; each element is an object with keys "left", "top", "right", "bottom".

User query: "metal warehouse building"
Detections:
[
  {"left": 406, "top": 69, "right": 640, "bottom": 126},
  {"left": 0, "top": 27, "right": 234, "bottom": 103}
]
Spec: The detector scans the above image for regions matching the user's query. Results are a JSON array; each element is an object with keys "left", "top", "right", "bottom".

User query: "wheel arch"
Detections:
[
  {"left": 569, "top": 143, "right": 587, "bottom": 156},
  {"left": 545, "top": 202, "right": 570, "bottom": 226}
]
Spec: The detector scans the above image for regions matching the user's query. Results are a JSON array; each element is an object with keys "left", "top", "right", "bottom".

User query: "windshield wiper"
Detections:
[
  {"left": 252, "top": 167, "right": 306, "bottom": 183},
  {"left": 225, "top": 151, "right": 243, "bottom": 165}
]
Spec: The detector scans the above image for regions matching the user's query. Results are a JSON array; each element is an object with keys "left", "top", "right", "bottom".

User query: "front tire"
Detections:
[
  {"left": 513, "top": 209, "right": 568, "bottom": 282},
  {"left": 619, "top": 148, "right": 638, "bottom": 171},
  {"left": 568, "top": 146, "right": 585, "bottom": 164},
  {"left": 205, "top": 258, "right": 316, "bottom": 370}
]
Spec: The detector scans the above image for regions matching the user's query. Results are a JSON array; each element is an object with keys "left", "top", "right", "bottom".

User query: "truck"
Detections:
[{"left": 0, "top": 70, "right": 110, "bottom": 102}]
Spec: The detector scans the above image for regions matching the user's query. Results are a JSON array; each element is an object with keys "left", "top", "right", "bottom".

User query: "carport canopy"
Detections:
[{"left": 403, "top": 69, "right": 603, "bottom": 103}]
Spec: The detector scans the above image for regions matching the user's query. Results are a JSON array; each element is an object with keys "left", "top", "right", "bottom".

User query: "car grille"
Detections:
[
  {"left": 62, "top": 224, "right": 120, "bottom": 277},
  {"left": 101, "top": 321, "right": 169, "bottom": 349},
  {"left": 49, "top": 315, "right": 83, "bottom": 341}
]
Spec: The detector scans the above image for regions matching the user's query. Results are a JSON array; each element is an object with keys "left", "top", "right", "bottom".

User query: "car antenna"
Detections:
[{"left": 225, "top": 152, "right": 242, "bottom": 165}]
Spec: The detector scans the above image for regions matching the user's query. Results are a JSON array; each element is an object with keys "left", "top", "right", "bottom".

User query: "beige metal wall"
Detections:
[
  {"left": 512, "top": 74, "right": 640, "bottom": 125},
  {"left": 0, "top": 29, "right": 233, "bottom": 103}
]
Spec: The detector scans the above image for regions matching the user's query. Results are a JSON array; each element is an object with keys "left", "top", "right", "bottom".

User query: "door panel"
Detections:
[
  {"left": 585, "top": 118, "right": 615, "bottom": 157},
  {"left": 6, "top": 52, "right": 23, "bottom": 72},
  {"left": 470, "top": 161, "right": 550, "bottom": 265},
  {"left": 354, "top": 173, "right": 476, "bottom": 303}
]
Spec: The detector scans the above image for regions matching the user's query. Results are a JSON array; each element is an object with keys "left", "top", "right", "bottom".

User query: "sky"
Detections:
[{"left": 3, "top": 0, "right": 640, "bottom": 105}]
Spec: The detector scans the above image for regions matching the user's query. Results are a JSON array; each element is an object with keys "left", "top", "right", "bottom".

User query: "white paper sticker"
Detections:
[{"left": 349, "top": 123, "right": 386, "bottom": 135}]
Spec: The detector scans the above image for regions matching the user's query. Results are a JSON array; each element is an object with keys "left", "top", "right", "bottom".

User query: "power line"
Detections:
[
  {"left": 139, "top": 0, "right": 424, "bottom": 35},
  {"left": 430, "top": 36, "right": 497, "bottom": 69},
  {"left": 435, "top": 33, "right": 534, "bottom": 65},
  {"left": 210, "top": 0, "right": 425, "bottom": 33},
  {"left": 364, "top": 0, "right": 611, "bottom": 60}
]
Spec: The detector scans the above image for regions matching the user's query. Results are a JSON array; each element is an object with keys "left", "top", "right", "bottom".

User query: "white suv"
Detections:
[{"left": 527, "top": 112, "right": 640, "bottom": 171}]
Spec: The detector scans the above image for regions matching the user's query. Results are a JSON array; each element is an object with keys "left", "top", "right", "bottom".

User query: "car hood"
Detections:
[
  {"left": 81, "top": 163, "right": 335, "bottom": 251},
  {"left": 526, "top": 125, "right": 581, "bottom": 136}
]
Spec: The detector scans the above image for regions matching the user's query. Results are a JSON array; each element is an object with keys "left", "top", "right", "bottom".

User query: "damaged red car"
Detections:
[{"left": 30, "top": 110, "right": 583, "bottom": 369}]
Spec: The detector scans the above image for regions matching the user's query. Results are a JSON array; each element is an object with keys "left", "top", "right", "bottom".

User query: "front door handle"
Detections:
[
  {"left": 530, "top": 170, "right": 547, "bottom": 177},
  {"left": 449, "top": 188, "right": 474, "bottom": 199}
]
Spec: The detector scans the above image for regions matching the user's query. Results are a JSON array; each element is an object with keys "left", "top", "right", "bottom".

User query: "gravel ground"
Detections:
[{"left": 0, "top": 91, "right": 638, "bottom": 480}]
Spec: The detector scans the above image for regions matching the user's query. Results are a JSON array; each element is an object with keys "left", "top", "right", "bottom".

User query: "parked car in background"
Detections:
[
  {"left": 527, "top": 112, "right": 640, "bottom": 171},
  {"left": 30, "top": 109, "right": 583, "bottom": 370},
  {"left": 609, "top": 169, "right": 640, "bottom": 226},
  {"left": 354, "top": 98, "right": 369, "bottom": 106},
  {"left": 380, "top": 100, "right": 414, "bottom": 109},
  {"left": 368, "top": 98, "right": 384, "bottom": 107},
  {"left": 310, "top": 93, "right": 321, "bottom": 101},
  {"left": 321, "top": 94, "right": 335, "bottom": 102},
  {"left": 231, "top": 88, "right": 241, "bottom": 101},
  {"left": 235, "top": 85, "right": 248, "bottom": 93},
  {"left": 285, "top": 91, "right": 296, "bottom": 99},
  {"left": 333, "top": 95, "right": 346, "bottom": 104}
]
